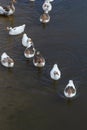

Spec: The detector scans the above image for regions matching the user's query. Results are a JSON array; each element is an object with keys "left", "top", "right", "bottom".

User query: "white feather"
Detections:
[
  {"left": 7, "top": 24, "right": 26, "bottom": 35},
  {"left": 50, "top": 64, "right": 61, "bottom": 80}
]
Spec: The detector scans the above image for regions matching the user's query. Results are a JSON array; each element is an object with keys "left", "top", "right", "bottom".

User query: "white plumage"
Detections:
[
  {"left": 1, "top": 52, "right": 14, "bottom": 68},
  {"left": 50, "top": 64, "right": 61, "bottom": 80},
  {"left": 22, "top": 33, "right": 33, "bottom": 48},
  {"left": 42, "top": 1, "right": 52, "bottom": 13},
  {"left": 24, "top": 46, "right": 35, "bottom": 58},
  {"left": 45, "top": 0, "right": 54, "bottom": 2},
  {"left": 0, "top": 0, "right": 16, "bottom": 16},
  {"left": 7, "top": 24, "right": 26, "bottom": 35},
  {"left": 64, "top": 80, "right": 76, "bottom": 98}
]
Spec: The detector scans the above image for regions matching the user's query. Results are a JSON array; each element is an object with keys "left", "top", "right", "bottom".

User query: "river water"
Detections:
[{"left": 0, "top": 0, "right": 87, "bottom": 130}]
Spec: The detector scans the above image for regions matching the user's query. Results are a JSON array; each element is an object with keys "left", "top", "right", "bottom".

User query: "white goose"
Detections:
[
  {"left": 50, "top": 64, "right": 61, "bottom": 80},
  {"left": 1, "top": 52, "right": 14, "bottom": 68},
  {"left": 22, "top": 33, "right": 33, "bottom": 48},
  {"left": 40, "top": 13, "right": 50, "bottom": 23},
  {"left": 33, "top": 51, "right": 45, "bottom": 67},
  {"left": 6, "top": 24, "right": 26, "bottom": 35},
  {"left": 64, "top": 80, "right": 76, "bottom": 98},
  {"left": 0, "top": 0, "right": 16, "bottom": 16},
  {"left": 42, "top": 1, "right": 52, "bottom": 14},
  {"left": 24, "top": 45, "right": 35, "bottom": 58}
]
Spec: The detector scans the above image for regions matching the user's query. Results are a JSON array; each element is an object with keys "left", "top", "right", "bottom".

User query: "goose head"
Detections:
[
  {"left": 27, "top": 38, "right": 33, "bottom": 44},
  {"left": 6, "top": 26, "right": 12, "bottom": 31},
  {"left": 8, "top": 0, "right": 16, "bottom": 5},
  {"left": 9, "top": 0, "right": 16, "bottom": 11}
]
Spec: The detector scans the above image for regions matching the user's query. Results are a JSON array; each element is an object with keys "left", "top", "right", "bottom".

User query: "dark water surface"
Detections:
[{"left": 0, "top": 0, "right": 87, "bottom": 129}]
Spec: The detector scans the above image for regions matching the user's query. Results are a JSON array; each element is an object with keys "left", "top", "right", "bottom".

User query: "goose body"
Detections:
[
  {"left": 7, "top": 24, "right": 26, "bottom": 35},
  {"left": 33, "top": 51, "right": 45, "bottom": 67},
  {"left": 24, "top": 46, "right": 35, "bottom": 58},
  {"left": 22, "top": 33, "right": 33, "bottom": 48},
  {"left": 40, "top": 13, "right": 50, "bottom": 23},
  {"left": 42, "top": 1, "right": 52, "bottom": 13},
  {"left": 1, "top": 52, "right": 14, "bottom": 68},
  {"left": 0, "top": 0, "right": 16, "bottom": 16},
  {"left": 64, "top": 80, "right": 76, "bottom": 98},
  {"left": 50, "top": 64, "right": 61, "bottom": 80}
]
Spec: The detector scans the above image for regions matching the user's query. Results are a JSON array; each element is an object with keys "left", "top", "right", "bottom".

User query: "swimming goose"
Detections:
[
  {"left": 64, "top": 80, "right": 76, "bottom": 98},
  {"left": 0, "top": 0, "right": 16, "bottom": 16},
  {"left": 33, "top": 51, "right": 45, "bottom": 67},
  {"left": 1, "top": 52, "right": 14, "bottom": 68},
  {"left": 22, "top": 33, "right": 33, "bottom": 48},
  {"left": 42, "top": 1, "right": 52, "bottom": 13},
  {"left": 40, "top": 13, "right": 50, "bottom": 23},
  {"left": 6, "top": 24, "right": 26, "bottom": 35},
  {"left": 24, "top": 45, "right": 35, "bottom": 58},
  {"left": 50, "top": 64, "right": 61, "bottom": 80}
]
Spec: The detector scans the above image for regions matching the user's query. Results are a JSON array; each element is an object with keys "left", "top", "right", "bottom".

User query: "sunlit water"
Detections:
[{"left": 0, "top": 0, "right": 87, "bottom": 130}]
